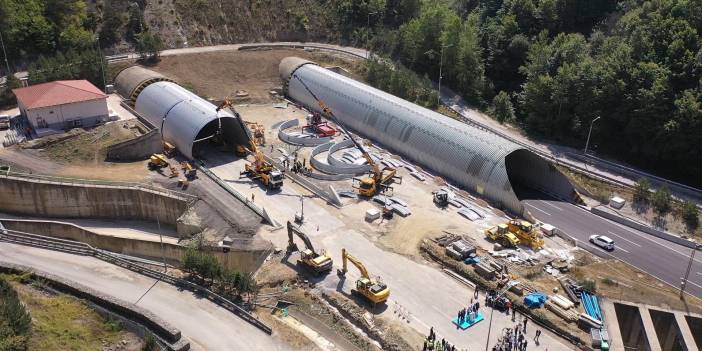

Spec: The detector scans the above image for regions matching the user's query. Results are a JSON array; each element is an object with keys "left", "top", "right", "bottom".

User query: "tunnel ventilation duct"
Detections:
[
  {"left": 280, "top": 57, "right": 576, "bottom": 215},
  {"left": 134, "top": 81, "right": 248, "bottom": 159}
]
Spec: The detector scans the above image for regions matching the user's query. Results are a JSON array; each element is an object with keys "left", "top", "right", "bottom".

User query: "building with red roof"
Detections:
[{"left": 13, "top": 80, "right": 108, "bottom": 132}]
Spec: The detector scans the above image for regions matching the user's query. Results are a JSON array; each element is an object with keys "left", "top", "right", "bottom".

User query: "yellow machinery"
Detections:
[
  {"left": 507, "top": 220, "right": 544, "bottom": 249},
  {"left": 181, "top": 161, "right": 196, "bottom": 178},
  {"left": 245, "top": 121, "right": 266, "bottom": 146},
  {"left": 163, "top": 142, "right": 176, "bottom": 156},
  {"left": 486, "top": 224, "right": 521, "bottom": 248},
  {"left": 148, "top": 154, "right": 169, "bottom": 168},
  {"left": 216, "top": 100, "right": 283, "bottom": 190},
  {"left": 292, "top": 75, "right": 401, "bottom": 197},
  {"left": 286, "top": 221, "right": 333, "bottom": 275},
  {"left": 338, "top": 248, "right": 390, "bottom": 305}
]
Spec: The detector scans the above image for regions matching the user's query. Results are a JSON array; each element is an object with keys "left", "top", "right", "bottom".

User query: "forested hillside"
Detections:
[{"left": 0, "top": 0, "right": 700, "bottom": 185}]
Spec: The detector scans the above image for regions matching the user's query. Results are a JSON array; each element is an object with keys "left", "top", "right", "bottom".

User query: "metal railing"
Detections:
[
  {"left": 0, "top": 170, "right": 198, "bottom": 204},
  {"left": 0, "top": 228, "right": 273, "bottom": 335}
]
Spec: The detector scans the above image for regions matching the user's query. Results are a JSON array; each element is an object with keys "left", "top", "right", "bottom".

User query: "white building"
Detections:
[{"left": 13, "top": 80, "right": 108, "bottom": 133}]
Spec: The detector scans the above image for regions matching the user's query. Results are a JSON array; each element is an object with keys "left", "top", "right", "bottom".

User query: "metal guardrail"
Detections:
[
  {"left": 0, "top": 170, "right": 198, "bottom": 204},
  {"left": 0, "top": 228, "right": 273, "bottom": 335}
]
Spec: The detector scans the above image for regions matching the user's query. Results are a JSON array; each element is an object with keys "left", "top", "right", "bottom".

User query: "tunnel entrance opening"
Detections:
[
  {"left": 615, "top": 303, "right": 652, "bottom": 351},
  {"left": 505, "top": 149, "right": 576, "bottom": 202},
  {"left": 649, "top": 309, "right": 685, "bottom": 351},
  {"left": 192, "top": 117, "right": 250, "bottom": 160}
]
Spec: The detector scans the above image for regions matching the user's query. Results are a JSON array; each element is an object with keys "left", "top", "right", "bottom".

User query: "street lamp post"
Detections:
[
  {"left": 680, "top": 244, "right": 701, "bottom": 299},
  {"left": 0, "top": 30, "right": 10, "bottom": 76},
  {"left": 94, "top": 34, "right": 107, "bottom": 93},
  {"left": 437, "top": 44, "right": 453, "bottom": 107},
  {"left": 584, "top": 116, "right": 601, "bottom": 155},
  {"left": 366, "top": 12, "right": 378, "bottom": 59}
]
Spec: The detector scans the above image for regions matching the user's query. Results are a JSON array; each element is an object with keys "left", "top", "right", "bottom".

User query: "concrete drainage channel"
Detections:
[{"left": 0, "top": 229, "right": 273, "bottom": 337}]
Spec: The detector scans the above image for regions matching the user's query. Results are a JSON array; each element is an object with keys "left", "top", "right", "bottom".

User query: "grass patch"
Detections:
[
  {"left": 11, "top": 281, "right": 125, "bottom": 350},
  {"left": 38, "top": 122, "right": 137, "bottom": 164}
]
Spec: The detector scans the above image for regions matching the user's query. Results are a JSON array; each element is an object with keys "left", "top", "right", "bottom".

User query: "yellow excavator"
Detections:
[
  {"left": 286, "top": 221, "right": 333, "bottom": 275},
  {"left": 216, "top": 100, "right": 283, "bottom": 190},
  {"left": 338, "top": 248, "right": 390, "bottom": 305},
  {"left": 292, "top": 75, "right": 401, "bottom": 197}
]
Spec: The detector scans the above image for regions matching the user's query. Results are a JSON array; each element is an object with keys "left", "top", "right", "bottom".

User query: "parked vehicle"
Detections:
[
  {"left": 589, "top": 235, "right": 615, "bottom": 251},
  {"left": 0, "top": 115, "right": 9, "bottom": 129}
]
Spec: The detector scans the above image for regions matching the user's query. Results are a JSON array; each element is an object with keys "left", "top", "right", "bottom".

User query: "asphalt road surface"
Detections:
[
  {"left": 0, "top": 243, "right": 290, "bottom": 351},
  {"left": 522, "top": 196, "right": 702, "bottom": 298}
]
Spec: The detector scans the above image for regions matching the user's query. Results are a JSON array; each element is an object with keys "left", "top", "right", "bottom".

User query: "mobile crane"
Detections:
[
  {"left": 292, "top": 75, "right": 401, "bottom": 197},
  {"left": 286, "top": 221, "right": 333, "bottom": 275},
  {"left": 215, "top": 100, "right": 283, "bottom": 190},
  {"left": 338, "top": 248, "right": 390, "bottom": 305}
]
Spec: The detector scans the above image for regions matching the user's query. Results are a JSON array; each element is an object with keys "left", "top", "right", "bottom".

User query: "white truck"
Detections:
[{"left": 0, "top": 115, "right": 9, "bottom": 129}]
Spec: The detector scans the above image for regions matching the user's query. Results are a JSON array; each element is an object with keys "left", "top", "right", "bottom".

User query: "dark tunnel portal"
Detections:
[{"left": 505, "top": 149, "right": 577, "bottom": 202}]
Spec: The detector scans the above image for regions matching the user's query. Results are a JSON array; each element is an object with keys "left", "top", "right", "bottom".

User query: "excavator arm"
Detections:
[
  {"left": 286, "top": 221, "right": 317, "bottom": 255},
  {"left": 340, "top": 248, "right": 370, "bottom": 279},
  {"left": 292, "top": 75, "right": 378, "bottom": 171}
]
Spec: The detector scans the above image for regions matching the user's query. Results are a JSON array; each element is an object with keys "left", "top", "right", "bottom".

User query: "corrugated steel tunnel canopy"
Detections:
[
  {"left": 134, "top": 81, "right": 248, "bottom": 159},
  {"left": 280, "top": 57, "right": 576, "bottom": 215},
  {"left": 114, "top": 66, "right": 174, "bottom": 103}
]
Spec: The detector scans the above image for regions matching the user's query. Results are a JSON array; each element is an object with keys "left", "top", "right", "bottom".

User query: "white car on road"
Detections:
[{"left": 589, "top": 235, "right": 615, "bottom": 251}]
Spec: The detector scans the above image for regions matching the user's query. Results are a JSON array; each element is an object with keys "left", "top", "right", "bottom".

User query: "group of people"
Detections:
[
  {"left": 456, "top": 300, "right": 481, "bottom": 325},
  {"left": 492, "top": 318, "right": 542, "bottom": 351},
  {"left": 422, "top": 327, "right": 460, "bottom": 351}
]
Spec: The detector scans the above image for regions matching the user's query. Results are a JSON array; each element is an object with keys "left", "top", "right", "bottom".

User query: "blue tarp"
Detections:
[{"left": 524, "top": 292, "right": 547, "bottom": 308}]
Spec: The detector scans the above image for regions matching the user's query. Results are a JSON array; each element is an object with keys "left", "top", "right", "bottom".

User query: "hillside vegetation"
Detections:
[{"left": 1, "top": 0, "right": 701, "bottom": 186}]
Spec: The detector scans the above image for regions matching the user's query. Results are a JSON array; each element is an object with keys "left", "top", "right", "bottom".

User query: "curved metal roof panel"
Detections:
[
  {"left": 282, "top": 58, "right": 527, "bottom": 213},
  {"left": 114, "top": 66, "right": 172, "bottom": 101}
]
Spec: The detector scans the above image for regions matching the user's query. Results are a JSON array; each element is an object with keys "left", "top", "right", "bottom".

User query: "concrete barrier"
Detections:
[
  {"left": 590, "top": 206, "right": 698, "bottom": 249},
  {"left": 0, "top": 175, "right": 189, "bottom": 227},
  {"left": 0, "top": 261, "right": 190, "bottom": 351},
  {"left": 106, "top": 128, "right": 163, "bottom": 161},
  {"left": 1, "top": 219, "right": 269, "bottom": 272}
]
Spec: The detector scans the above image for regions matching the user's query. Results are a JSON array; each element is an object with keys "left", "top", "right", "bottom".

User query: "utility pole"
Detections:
[
  {"left": 584, "top": 116, "right": 601, "bottom": 155},
  {"left": 680, "top": 245, "right": 700, "bottom": 299},
  {"left": 0, "top": 29, "right": 11, "bottom": 77},
  {"left": 438, "top": 44, "right": 453, "bottom": 107},
  {"left": 94, "top": 34, "right": 107, "bottom": 93},
  {"left": 484, "top": 304, "right": 495, "bottom": 351},
  {"left": 366, "top": 11, "right": 378, "bottom": 59}
]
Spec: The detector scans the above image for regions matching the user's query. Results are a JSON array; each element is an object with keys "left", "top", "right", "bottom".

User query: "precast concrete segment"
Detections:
[
  {"left": 310, "top": 142, "right": 366, "bottom": 176},
  {"left": 280, "top": 57, "right": 576, "bottom": 214},
  {"left": 277, "top": 119, "right": 333, "bottom": 146},
  {"left": 134, "top": 81, "right": 248, "bottom": 159}
]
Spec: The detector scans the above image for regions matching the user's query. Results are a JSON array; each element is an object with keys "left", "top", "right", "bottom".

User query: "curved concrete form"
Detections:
[
  {"left": 327, "top": 139, "right": 372, "bottom": 173},
  {"left": 310, "top": 142, "right": 366, "bottom": 176},
  {"left": 114, "top": 66, "right": 174, "bottom": 103},
  {"left": 281, "top": 57, "right": 577, "bottom": 214},
  {"left": 134, "top": 81, "right": 248, "bottom": 159},
  {"left": 278, "top": 119, "right": 333, "bottom": 146}
]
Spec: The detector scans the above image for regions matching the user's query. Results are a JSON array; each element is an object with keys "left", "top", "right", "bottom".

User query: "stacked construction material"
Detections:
[{"left": 579, "top": 291, "right": 604, "bottom": 329}]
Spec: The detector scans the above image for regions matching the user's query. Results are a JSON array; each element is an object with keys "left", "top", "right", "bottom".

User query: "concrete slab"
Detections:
[
  {"left": 639, "top": 305, "right": 663, "bottom": 351},
  {"left": 674, "top": 312, "right": 700, "bottom": 351},
  {"left": 601, "top": 298, "right": 626, "bottom": 351}
]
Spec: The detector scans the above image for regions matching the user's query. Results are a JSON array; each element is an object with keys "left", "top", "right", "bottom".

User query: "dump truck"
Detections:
[
  {"left": 486, "top": 224, "right": 521, "bottom": 248},
  {"left": 338, "top": 248, "right": 390, "bottom": 305},
  {"left": 507, "top": 220, "right": 544, "bottom": 249},
  {"left": 286, "top": 221, "right": 333, "bottom": 275},
  {"left": 148, "top": 154, "right": 169, "bottom": 168}
]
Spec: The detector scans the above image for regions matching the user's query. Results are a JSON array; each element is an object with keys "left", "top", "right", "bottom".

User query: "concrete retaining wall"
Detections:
[
  {"left": 0, "top": 261, "right": 190, "bottom": 351},
  {"left": 1, "top": 219, "right": 268, "bottom": 272},
  {"left": 0, "top": 177, "right": 187, "bottom": 227},
  {"left": 106, "top": 129, "right": 163, "bottom": 161},
  {"left": 591, "top": 206, "right": 698, "bottom": 249}
]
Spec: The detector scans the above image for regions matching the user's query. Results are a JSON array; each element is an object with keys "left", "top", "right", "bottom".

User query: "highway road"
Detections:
[
  {"left": 523, "top": 196, "right": 702, "bottom": 298},
  {"left": 0, "top": 242, "right": 290, "bottom": 351}
]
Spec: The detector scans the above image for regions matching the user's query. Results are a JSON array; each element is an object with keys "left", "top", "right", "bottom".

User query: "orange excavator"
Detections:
[
  {"left": 292, "top": 75, "right": 401, "bottom": 197},
  {"left": 216, "top": 100, "right": 283, "bottom": 190}
]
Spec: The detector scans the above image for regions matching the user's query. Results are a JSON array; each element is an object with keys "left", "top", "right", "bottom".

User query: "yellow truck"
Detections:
[
  {"left": 507, "top": 220, "right": 545, "bottom": 249},
  {"left": 486, "top": 224, "right": 521, "bottom": 248}
]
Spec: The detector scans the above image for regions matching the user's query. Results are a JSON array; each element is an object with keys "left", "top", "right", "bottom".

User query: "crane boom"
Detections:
[
  {"left": 286, "top": 221, "right": 317, "bottom": 254},
  {"left": 341, "top": 248, "right": 370, "bottom": 279},
  {"left": 292, "top": 74, "right": 377, "bottom": 169}
]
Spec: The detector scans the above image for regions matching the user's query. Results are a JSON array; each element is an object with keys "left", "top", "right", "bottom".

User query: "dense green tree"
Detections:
[
  {"left": 492, "top": 91, "right": 515, "bottom": 123},
  {"left": 680, "top": 200, "right": 699, "bottom": 230},
  {"left": 633, "top": 178, "right": 651, "bottom": 204},
  {"left": 135, "top": 31, "right": 164, "bottom": 62},
  {"left": 652, "top": 185, "right": 672, "bottom": 216}
]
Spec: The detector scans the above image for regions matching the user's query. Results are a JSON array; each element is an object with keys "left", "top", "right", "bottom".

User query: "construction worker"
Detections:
[{"left": 534, "top": 330, "right": 541, "bottom": 343}]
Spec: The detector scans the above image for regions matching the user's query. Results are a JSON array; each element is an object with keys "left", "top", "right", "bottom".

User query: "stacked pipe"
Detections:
[{"left": 580, "top": 291, "right": 602, "bottom": 322}]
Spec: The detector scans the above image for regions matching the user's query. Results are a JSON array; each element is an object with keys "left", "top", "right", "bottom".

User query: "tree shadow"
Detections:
[
  {"left": 652, "top": 215, "right": 668, "bottom": 230},
  {"left": 632, "top": 200, "right": 649, "bottom": 215}
]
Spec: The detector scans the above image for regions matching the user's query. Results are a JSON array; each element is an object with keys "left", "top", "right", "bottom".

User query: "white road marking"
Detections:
[
  {"left": 615, "top": 246, "right": 630, "bottom": 254},
  {"left": 687, "top": 280, "right": 702, "bottom": 290},
  {"left": 697, "top": 272, "right": 702, "bottom": 277},
  {"left": 613, "top": 223, "right": 702, "bottom": 265},
  {"left": 540, "top": 200, "right": 563, "bottom": 211},
  {"left": 607, "top": 231, "right": 642, "bottom": 247},
  {"left": 525, "top": 203, "right": 551, "bottom": 216}
]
